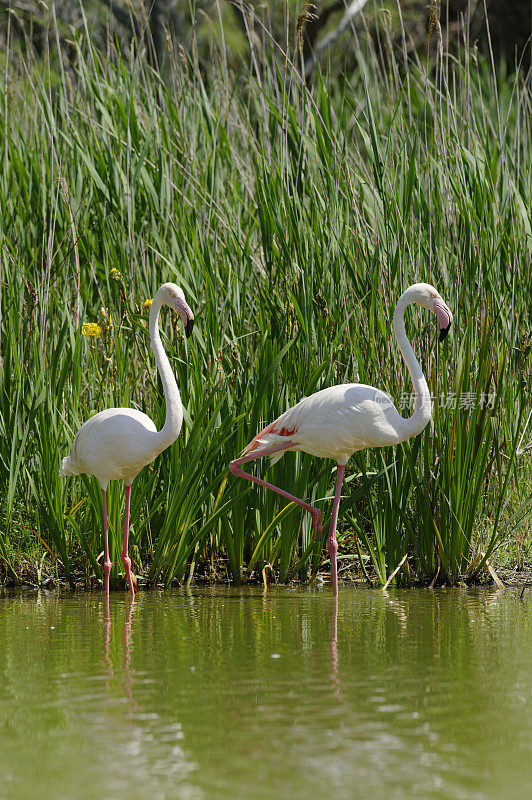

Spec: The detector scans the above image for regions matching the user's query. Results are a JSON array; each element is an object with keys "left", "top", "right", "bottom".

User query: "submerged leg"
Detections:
[
  {"left": 328, "top": 464, "right": 346, "bottom": 598},
  {"left": 229, "top": 443, "right": 323, "bottom": 542},
  {"left": 102, "top": 488, "right": 111, "bottom": 598},
  {"left": 122, "top": 484, "right": 135, "bottom": 599}
]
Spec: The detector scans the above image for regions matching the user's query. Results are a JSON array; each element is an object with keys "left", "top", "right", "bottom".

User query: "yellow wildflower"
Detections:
[
  {"left": 110, "top": 268, "right": 122, "bottom": 281},
  {"left": 81, "top": 322, "right": 102, "bottom": 337},
  {"left": 143, "top": 298, "right": 153, "bottom": 309}
]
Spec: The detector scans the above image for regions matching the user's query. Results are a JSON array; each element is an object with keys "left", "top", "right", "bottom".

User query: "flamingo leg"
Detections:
[
  {"left": 102, "top": 488, "right": 112, "bottom": 598},
  {"left": 122, "top": 484, "right": 135, "bottom": 598},
  {"left": 229, "top": 443, "right": 323, "bottom": 542},
  {"left": 328, "top": 464, "right": 345, "bottom": 599}
]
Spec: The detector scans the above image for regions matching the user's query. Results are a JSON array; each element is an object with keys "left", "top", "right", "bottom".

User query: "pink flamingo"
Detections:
[
  {"left": 60, "top": 283, "right": 194, "bottom": 599},
  {"left": 229, "top": 283, "right": 453, "bottom": 597}
]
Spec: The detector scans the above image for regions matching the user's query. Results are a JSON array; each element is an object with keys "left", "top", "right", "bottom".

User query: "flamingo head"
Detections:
[
  {"left": 406, "top": 283, "right": 453, "bottom": 341},
  {"left": 157, "top": 283, "right": 194, "bottom": 338}
]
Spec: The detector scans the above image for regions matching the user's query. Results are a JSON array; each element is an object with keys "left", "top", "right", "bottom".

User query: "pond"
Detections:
[{"left": 0, "top": 586, "right": 530, "bottom": 800}]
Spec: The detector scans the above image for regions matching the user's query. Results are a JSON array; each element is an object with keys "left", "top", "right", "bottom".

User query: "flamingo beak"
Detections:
[
  {"left": 175, "top": 299, "right": 195, "bottom": 338},
  {"left": 434, "top": 298, "right": 453, "bottom": 342}
]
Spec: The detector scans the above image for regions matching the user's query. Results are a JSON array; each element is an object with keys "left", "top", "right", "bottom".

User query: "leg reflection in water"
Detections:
[
  {"left": 123, "top": 598, "right": 134, "bottom": 698},
  {"left": 329, "top": 597, "right": 344, "bottom": 704},
  {"left": 103, "top": 596, "right": 135, "bottom": 700},
  {"left": 104, "top": 594, "right": 113, "bottom": 680}
]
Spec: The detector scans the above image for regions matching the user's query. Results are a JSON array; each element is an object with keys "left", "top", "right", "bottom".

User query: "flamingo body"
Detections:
[
  {"left": 60, "top": 408, "right": 163, "bottom": 488},
  {"left": 246, "top": 383, "right": 428, "bottom": 465}
]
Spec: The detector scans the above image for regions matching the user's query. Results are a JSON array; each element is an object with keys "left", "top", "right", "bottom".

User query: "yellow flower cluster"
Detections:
[
  {"left": 143, "top": 298, "right": 153, "bottom": 309},
  {"left": 81, "top": 322, "right": 102, "bottom": 338},
  {"left": 110, "top": 268, "right": 122, "bottom": 281}
]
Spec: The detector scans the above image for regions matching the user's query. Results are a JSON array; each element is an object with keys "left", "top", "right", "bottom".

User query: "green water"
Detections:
[{"left": 0, "top": 587, "right": 531, "bottom": 800}]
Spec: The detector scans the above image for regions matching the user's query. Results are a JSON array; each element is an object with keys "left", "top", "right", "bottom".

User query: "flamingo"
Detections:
[
  {"left": 229, "top": 283, "right": 453, "bottom": 597},
  {"left": 60, "top": 282, "right": 194, "bottom": 599}
]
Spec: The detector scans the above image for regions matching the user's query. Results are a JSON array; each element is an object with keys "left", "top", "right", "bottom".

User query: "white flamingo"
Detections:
[
  {"left": 60, "top": 283, "right": 194, "bottom": 598},
  {"left": 229, "top": 283, "right": 453, "bottom": 597}
]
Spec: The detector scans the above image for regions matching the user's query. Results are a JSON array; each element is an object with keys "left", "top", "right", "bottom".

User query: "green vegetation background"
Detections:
[{"left": 0, "top": 2, "right": 530, "bottom": 589}]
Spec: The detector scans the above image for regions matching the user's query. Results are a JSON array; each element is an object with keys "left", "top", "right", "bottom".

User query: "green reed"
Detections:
[{"left": 0, "top": 15, "right": 530, "bottom": 587}]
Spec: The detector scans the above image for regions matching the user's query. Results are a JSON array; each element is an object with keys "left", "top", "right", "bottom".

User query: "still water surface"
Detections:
[{"left": 0, "top": 587, "right": 530, "bottom": 800}]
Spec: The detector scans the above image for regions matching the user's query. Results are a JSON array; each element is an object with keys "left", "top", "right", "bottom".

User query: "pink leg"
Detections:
[
  {"left": 102, "top": 489, "right": 112, "bottom": 598},
  {"left": 229, "top": 443, "right": 323, "bottom": 542},
  {"left": 328, "top": 464, "right": 345, "bottom": 598},
  {"left": 122, "top": 484, "right": 135, "bottom": 598}
]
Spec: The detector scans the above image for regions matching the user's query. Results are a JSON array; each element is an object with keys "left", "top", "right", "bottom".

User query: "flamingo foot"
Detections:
[
  {"left": 312, "top": 511, "right": 323, "bottom": 540},
  {"left": 122, "top": 555, "right": 135, "bottom": 599}
]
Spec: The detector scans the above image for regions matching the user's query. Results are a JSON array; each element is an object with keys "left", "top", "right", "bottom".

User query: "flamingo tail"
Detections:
[
  {"left": 243, "top": 419, "right": 297, "bottom": 464},
  {"left": 59, "top": 456, "right": 79, "bottom": 478}
]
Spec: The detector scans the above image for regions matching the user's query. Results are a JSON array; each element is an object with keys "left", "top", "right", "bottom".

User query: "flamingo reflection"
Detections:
[{"left": 103, "top": 597, "right": 135, "bottom": 699}]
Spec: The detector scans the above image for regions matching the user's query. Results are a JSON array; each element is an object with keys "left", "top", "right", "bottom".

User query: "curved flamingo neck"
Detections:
[
  {"left": 393, "top": 294, "right": 432, "bottom": 437},
  {"left": 149, "top": 295, "right": 183, "bottom": 448}
]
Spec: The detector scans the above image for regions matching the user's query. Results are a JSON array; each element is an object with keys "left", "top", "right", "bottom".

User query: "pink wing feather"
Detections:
[{"left": 243, "top": 413, "right": 299, "bottom": 455}]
